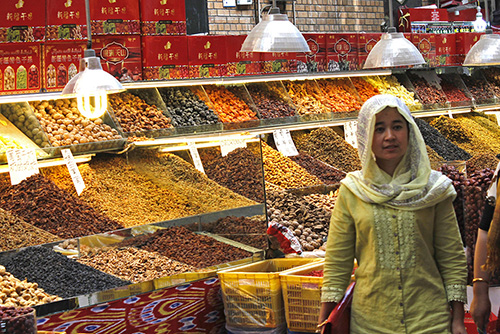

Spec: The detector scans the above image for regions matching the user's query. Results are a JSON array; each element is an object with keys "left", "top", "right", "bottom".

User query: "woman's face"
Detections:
[{"left": 371, "top": 107, "right": 409, "bottom": 176}]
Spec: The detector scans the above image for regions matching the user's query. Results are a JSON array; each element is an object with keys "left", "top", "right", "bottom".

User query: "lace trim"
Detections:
[
  {"left": 445, "top": 284, "right": 467, "bottom": 304},
  {"left": 321, "top": 286, "right": 346, "bottom": 303},
  {"left": 373, "top": 206, "right": 416, "bottom": 269}
]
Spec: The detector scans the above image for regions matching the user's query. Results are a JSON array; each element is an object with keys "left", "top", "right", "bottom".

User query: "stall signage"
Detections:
[
  {"left": 273, "top": 129, "right": 298, "bottom": 157},
  {"left": 187, "top": 142, "right": 204, "bottom": 174},
  {"left": 6, "top": 148, "right": 38, "bottom": 185},
  {"left": 220, "top": 139, "right": 247, "bottom": 156},
  {"left": 344, "top": 121, "right": 358, "bottom": 148},
  {"left": 61, "top": 148, "right": 85, "bottom": 195}
]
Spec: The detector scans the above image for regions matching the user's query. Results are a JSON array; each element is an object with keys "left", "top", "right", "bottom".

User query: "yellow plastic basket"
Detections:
[
  {"left": 217, "top": 258, "right": 322, "bottom": 328},
  {"left": 279, "top": 261, "right": 326, "bottom": 333}
]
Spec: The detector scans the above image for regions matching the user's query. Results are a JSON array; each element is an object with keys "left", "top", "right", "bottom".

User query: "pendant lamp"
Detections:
[
  {"left": 363, "top": 0, "right": 425, "bottom": 69},
  {"left": 62, "top": 0, "right": 124, "bottom": 119},
  {"left": 240, "top": 0, "right": 310, "bottom": 53}
]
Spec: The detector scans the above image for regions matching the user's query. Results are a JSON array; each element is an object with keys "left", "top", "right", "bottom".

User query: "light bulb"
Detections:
[
  {"left": 473, "top": 8, "right": 487, "bottom": 32},
  {"left": 76, "top": 91, "right": 108, "bottom": 119}
]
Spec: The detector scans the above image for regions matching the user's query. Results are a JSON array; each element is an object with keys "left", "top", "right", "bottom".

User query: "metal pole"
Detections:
[
  {"left": 485, "top": 0, "right": 490, "bottom": 25},
  {"left": 85, "top": 0, "right": 92, "bottom": 49},
  {"left": 388, "top": 0, "right": 394, "bottom": 28}
]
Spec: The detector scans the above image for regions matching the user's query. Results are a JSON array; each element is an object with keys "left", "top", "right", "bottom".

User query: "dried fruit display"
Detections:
[
  {"left": 0, "top": 305, "right": 36, "bottom": 334},
  {"left": 267, "top": 190, "right": 331, "bottom": 251},
  {"left": 0, "top": 208, "right": 60, "bottom": 252},
  {"left": 316, "top": 78, "right": 361, "bottom": 112},
  {"left": 415, "top": 118, "right": 470, "bottom": 161},
  {"left": 364, "top": 76, "right": 422, "bottom": 110},
  {"left": 467, "top": 154, "right": 499, "bottom": 174},
  {"left": 42, "top": 151, "right": 256, "bottom": 228},
  {"left": 455, "top": 116, "right": 500, "bottom": 155},
  {"left": 407, "top": 72, "right": 447, "bottom": 106},
  {"left": 261, "top": 143, "right": 323, "bottom": 189},
  {"left": 0, "top": 103, "right": 51, "bottom": 148},
  {"left": 203, "top": 85, "right": 258, "bottom": 123},
  {"left": 199, "top": 146, "right": 265, "bottom": 203},
  {"left": 158, "top": 87, "right": 219, "bottom": 127},
  {"left": 461, "top": 74, "right": 495, "bottom": 102},
  {"left": 246, "top": 83, "right": 296, "bottom": 119},
  {"left": 108, "top": 92, "right": 173, "bottom": 134},
  {"left": 293, "top": 127, "right": 361, "bottom": 173},
  {"left": 290, "top": 152, "right": 346, "bottom": 185},
  {"left": 115, "top": 226, "right": 253, "bottom": 268},
  {"left": 438, "top": 75, "right": 471, "bottom": 103},
  {"left": 482, "top": 67, "right": 500, "bottom": 97},
  {"left": 0, "top": 174, "right": 123, "bottom": 239},
  {"left": 303, "top": 192, "right": 338, "bottom": 213},
  {"left": 0, "top": 265, "right": 60, "bottom": 307},
  {"left": 0, "top": 246, "right": 130, "bottom": 299},
  {"left": 426, "top": 145, "right": 444, "bottom": 163},
  {"left": 29, "top": 99, "right": 122, "bottom": 148},
  {"left": 282, "top": 81, "right": 331, "bottom": 115},
  {"left": 350, "top": 77, "right": 380, "bottom": 102},
  {"left": 77, "top": 246, "right": 197, "bottom": 283}
]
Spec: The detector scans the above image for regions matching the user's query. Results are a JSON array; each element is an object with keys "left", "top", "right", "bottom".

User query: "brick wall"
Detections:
[{"left": 207, "top": 0, "right": 386, "bottom": 35}]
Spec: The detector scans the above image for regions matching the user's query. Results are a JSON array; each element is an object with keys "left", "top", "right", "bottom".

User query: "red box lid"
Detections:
[
  {"left": 0, "top": 43, "right": 41, "bottom": 93},
  {"left": 0, "top": 0, "right": 46, "bottom": 42},
  {"left": 187, "top": 35, "right": 226, "bottom": 65},
  {"left": 326, "top": 33, "right": 358, "bottom": 54},
  {"left": 140, "top": 0, "right": 186, "bottom": 22},
  {"left": 400, "top": 8, "right": 449, "bottom": 22},
  {"left": 89, "top": 0, "right": 140, "bottom": 34},
  {"left": 226, "top": 35, "right": 260, "bottom": 63},
  {"left": 142, "top": 35, "right": 188, "bottom": 66},
  {"left": 46, "top": 0, "right": 87, "bottom": 40}
]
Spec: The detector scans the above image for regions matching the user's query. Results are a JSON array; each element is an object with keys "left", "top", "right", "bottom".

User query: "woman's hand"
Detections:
[
  {"left": 470, "top": 282, "right": 491, "bottom": 332},
  {"left": 318, "top": 302, "right": 337, "bottom": 333},
  {"left": 451, "top": 301, "right": 467, "bottom": 334}
]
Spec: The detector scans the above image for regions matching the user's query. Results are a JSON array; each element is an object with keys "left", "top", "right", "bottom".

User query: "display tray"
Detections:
[{"left": 437, "top": 73, "right": 474, "bottom": 109}]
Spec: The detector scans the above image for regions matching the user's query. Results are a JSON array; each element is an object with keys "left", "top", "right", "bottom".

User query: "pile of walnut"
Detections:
[{"left": 0, "top": 265, "right": 60, "bottom": 307}]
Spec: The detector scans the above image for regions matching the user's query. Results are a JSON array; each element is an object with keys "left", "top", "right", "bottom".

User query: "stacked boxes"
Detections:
[
  {"left": 187, "top": 35, "right": 227, "bottom": 78},
  {"left": 42, "top": 42, "right": 86, "bottom": 92},
  {"left": 142, "top": 36, "right": 189, "bottom": 80},
  {"left": 225, "top": 35, "right": 261, "bottom": 76},
  {"left": 326, "top": 33, "right": 358, "bottom": 71},
  {"left": 140, "top": 0, "right": 187, "bottom": 36},
  {"left": 89, "top": 0, "right": 140, "bottom": 35},
  {"left": 297, "top": 33, "right": 327, "bottom": 72},
  {"left": 357, "top": 33, "right": 382, "bottom": 70},
  {"left": 455, "top": 32, "right": 483, "bottom": 64},
  {"left": 46, "top": 0, "right": 87, "bottom": 41}
]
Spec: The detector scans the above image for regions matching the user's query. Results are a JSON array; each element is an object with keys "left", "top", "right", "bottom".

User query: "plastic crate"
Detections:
[
  {"left": 279, "top": 261, "right": 326, "bottom": 333},
  {"left": 217, "top": 258, "right": 322, "bottom": 329}
]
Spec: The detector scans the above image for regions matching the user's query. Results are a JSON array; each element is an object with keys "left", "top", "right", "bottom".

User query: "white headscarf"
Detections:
[{"left": 342, "top": 95, "right": 456, "bottom": 210}]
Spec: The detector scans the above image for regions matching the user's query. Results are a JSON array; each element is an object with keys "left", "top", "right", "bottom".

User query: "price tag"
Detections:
[
  {"left": 188, "top": 142, "right": 205, "bottom": 174},
  {"left": 61, "top": 149, "right": 86, "bottom": 196},
  {"left": 220, "top": 139, "right": 247, "bottom": 157},
  {"left": 273, "top": 129, "right": 298, "bottom": 157},
  {"left": 6, "top": 148, "right": 39, "bottom": 185},
  {"left": 344, "top": 121, "right": 358, "bottom": 148}
]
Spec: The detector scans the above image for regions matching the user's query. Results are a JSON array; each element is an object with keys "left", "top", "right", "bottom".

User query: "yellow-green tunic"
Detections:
[{"left": 321, "top": 185, "right": 467, "bottom": 334}]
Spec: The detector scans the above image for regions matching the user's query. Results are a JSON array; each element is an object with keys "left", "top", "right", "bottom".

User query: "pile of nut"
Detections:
[
  {"left": 30, "top": 99, "right": 122, "bottom": 147},
  {"left": 0, "top": 305, "right": 36, "bottom": 334},
  {"left": 0, "top": 265, "right": 60, "bottom": 307}
]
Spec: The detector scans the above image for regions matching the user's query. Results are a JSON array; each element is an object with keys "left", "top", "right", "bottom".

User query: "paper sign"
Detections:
[
  {"left": 220, "top": 139, "right": 247, "bottom": 157},
  {"left": 273, "top": 129, "right": 298, "bottom": 157},
  {"left": 344, "top": 121, "right": 358, "bottom": 148},
  {"left": 61, "top": 149, "right": 86, "bottom": 196},
  {"left": 6, "top": 149, "right": 39, "bottom": 185},
  {"left": 188, "top": 142, "right": 205, "bottom": 174}
]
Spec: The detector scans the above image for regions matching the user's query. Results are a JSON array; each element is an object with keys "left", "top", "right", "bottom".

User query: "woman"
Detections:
[{"left": 318, "top": 95, "right": 467, "bottom": 334}]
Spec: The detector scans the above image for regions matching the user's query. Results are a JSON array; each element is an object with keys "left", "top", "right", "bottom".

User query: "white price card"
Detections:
[
  {"left": 273, "top": 129, "right": 298, "bottom": 157},
  {"left": 6, "top": 148, "right": 39, "bottom": 185},
  {"left": 61, "top": 149, "right": 86, "bottom": 196},
  {"left": 188, "top": 142, "right": 205, "bottom": 174},
  {"left": 344, "top": 121, "right": 358, "bottom": 149},
  {"left": 220, "top": 139, "right": 247, "bottom": 157}
]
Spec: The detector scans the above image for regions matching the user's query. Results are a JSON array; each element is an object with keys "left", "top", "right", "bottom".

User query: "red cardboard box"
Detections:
[
  {"left": 435, "top": 33, "right": 457, "bottom": 66},
  {"left": 455, "top": 32, "right": 483, "bottom": 64},
  {"left": 0, "top": 0, "right": 45, "bottom": 43},
  {"left": 399, "top": 8, "right": 449, "bottom": 32},
  {"left": 46, "top": 0, "right": 87, "bottom": 41},
  {"left": 326, "top": 33, "right": 358, "bottom": 71},
  {"left": 89, "top": 0, "right": 140, "bottom": 35},
  {"left": 260, "top": 52, "right": 298, "bottom": 74},
  {"left": 225, "top": 35, "right": 261, "bottom": 76},
  {"left": 92, "top": 35, "right": 142, "bottom": 82},
  {"left": 43, "top": 42, "right": 86, "bottom": 92},
  {"left": 297, "top": 33, "right": 327, "bottom": 72},
  {"left": 140, "top": 0, "right": 186, "bottom": 35},
  {"left": 357, "top": 33, "right": 382, "bottom": 70},
  {"left": 0, "top": 43, "right": 42, "bottom": 95},
  {"left": 187, "top": 35, "right": 227, "bottom": 78},
  {"left": 142, "top": 35, "right": 189, "bottom": 80},
  {"left": 412, "top": 33, "right": 436, "bottom": 67}
]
